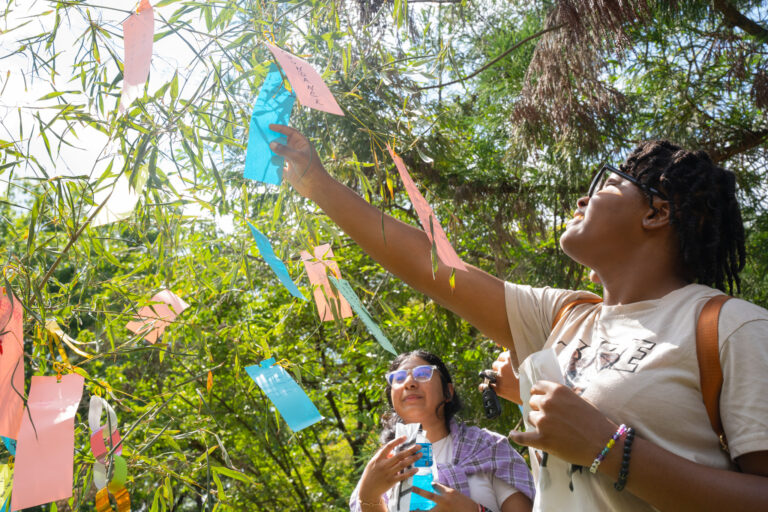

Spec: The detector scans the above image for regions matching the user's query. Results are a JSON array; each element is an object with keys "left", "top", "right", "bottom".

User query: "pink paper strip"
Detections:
[
  {"left": 387, "top": 145, "right": 467, "bottom": 271},
  {"left": 300, "top": 244, "right": 353, "bottom": 322},
  {"left": 126, "top": 290, "right": 190, "bottom": 344},
  {"left": 266, "top": 43, "right": 344, "bottom": 116},
  {"left": 120, "top": 0, "right": 154, "bottom": 112},
  {"left": 90, "top": 428, "right": 122, "bottom": 462},
  {"left": 0, "top": 289, "right": 24, "bottom": 438},
  {"left": 11, "top": 374, "right": 85, "bottom": 510}
]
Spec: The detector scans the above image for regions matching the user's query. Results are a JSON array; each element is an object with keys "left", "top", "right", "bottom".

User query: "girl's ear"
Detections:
[{"left": 445, "top": 383, "right": 454, "bottom": 401}]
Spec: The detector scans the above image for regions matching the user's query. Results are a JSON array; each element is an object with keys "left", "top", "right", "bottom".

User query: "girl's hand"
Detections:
[
  {"left": 490, "top": 350, "right": 521, "bottom": 405},
  {"left": 411, "top": 482, "right": 478, "bottom": 512},
  {"left": 357, "top": 436, "right": 422, "bottom": 504},
  {"left": 508, "top": 380, "right": 617, "bottom": 466},
  {"left": 268, "top": 124, "right": 328, "bottom": 199}
]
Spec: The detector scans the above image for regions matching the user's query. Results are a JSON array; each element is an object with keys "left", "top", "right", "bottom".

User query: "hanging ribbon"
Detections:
[{"left": 89, "top": 397, "right": 130, "bottom": 511}]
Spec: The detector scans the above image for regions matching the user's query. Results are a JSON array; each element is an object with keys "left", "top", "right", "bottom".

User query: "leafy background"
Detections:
[{"left": 0, "top": 0, "right": 766, "bottom": 509}]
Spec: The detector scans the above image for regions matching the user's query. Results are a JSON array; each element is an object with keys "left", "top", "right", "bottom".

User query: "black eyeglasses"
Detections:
[{"left": 588, "top": 164, "right": 668, "bottom": 200}]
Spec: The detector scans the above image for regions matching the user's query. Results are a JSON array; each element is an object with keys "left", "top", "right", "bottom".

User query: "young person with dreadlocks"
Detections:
[{"left": 269, "top": 126, "right": 768, "bottom": 511}]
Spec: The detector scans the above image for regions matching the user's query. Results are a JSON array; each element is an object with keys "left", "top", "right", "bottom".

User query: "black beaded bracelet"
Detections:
[{"left": 614, "top": 427, "right": 635, "bottom": 491}]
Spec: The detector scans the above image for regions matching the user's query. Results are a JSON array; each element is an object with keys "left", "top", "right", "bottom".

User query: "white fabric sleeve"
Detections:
[
  {"left": 504, "top": 283, "right": 597, "bottom": 368},
  {"left": 719, "top": 303, "right": 768, "bottom": 459},
  {"left": 491, "top": 472, "right": 520, "bottom": 509}
]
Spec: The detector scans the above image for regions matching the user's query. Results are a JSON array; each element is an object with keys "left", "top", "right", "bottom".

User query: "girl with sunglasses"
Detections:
[
  {"left": 270, "top": 127, "right": 768, "bottom": 511},
  {"left": 349, "top": 350, "right": 534, "bottom": 512}
]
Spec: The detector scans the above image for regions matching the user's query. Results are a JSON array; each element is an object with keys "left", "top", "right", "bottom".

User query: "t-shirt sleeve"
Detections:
[
  {"left": 504, "top": 282, "right": 597, "bottom": 368},
  {"left": 490, "top": 473, "right": 519, "bottom": 509},
  {"left": 719, "top": 301, "right": 768, "bottom": 460}
]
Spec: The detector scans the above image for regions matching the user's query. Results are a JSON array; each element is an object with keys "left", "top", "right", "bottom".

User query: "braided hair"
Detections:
[
  {"left": 380, "top": 350, "right": 463, "bottom": 443},
  {"left": 620, "top": 140, "right": 746, "bottom": 294}
]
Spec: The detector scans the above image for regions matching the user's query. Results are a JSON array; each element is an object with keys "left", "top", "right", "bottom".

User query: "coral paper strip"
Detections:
[
  {"left": 248, "top": 224, "right": 307, "bottom": 301},
  {"left": 387, "top": 145, "right": 467, "bottom": 271},
  {"left": 126, "top": 289, "right": 189, "bottom": 343},
  {"left": 328, "top": 276, "right": 397, "bottom": 355},
  {"left": 244, "top": 63, "right": 296, "bottom": 184},
  {"left": 11, "top": 374, "right": 85, "bottom": 510},
  {"left": 120, "top": 0, "right": 154, "bottom": 112},
  {"left": 245, "top": 358, "right": 323, "bottom": 432},
  {"left": 266, "top": 43, "right": 344, "bottom": 116},
  {"left": 300, "top": 244, "right": 352, "bottom": 322},
  {"left": 0, "top": 290, "right": 24, "bottom": 439}
]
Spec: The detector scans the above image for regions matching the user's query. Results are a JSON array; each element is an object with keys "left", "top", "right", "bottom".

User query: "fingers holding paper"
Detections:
[{"left": 269, "top": 124, "right": 327, "bottom": 197}]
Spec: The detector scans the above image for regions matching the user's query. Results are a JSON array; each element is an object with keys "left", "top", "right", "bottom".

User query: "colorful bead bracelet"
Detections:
[{"left": 589, "top": 424, "right": 627, "bottom": 474}]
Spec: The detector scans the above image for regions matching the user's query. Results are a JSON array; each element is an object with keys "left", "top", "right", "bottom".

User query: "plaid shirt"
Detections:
[{"left": 350, "top": 420, "right": 535, "bottom": 511}]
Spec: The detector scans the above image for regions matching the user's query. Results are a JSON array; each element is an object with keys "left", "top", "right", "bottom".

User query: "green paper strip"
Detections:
[
  {"left": 107, "top": 455, "right": 127, "bottom": 493},
  {"left": 328, "top": 276, "right": 397, "bottom": 355}
]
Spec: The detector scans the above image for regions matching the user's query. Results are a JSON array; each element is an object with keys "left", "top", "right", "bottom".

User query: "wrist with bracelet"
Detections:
[{"left": 588, "top": 423, "right": 636, "bottom": 492}]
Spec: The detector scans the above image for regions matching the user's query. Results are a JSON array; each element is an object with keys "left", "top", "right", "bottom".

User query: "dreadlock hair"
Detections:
[
  {"left": 380, "top": 350, "right": 463, "bottom": 443},
  {"left": 620, "top": 140, "right": 746, "bottom": 294}
]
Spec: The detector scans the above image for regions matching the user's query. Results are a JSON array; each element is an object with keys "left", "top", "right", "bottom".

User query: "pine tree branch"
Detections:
[{"left": 712, "top": 0, "right": 768, "bottom": 41}]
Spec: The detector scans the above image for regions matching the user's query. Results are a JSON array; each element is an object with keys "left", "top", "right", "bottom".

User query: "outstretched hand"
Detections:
[
  {"left": 268, "top": 124, "right": 327, "bottom": 198},
  {"left": 411, "top": 482, "right": 478, "bottom": 512},
  {"left": 508, "top": 380, "right": 617, "bottom": 466},
  {"left": 357, "top": 436, "right": 422, "bottom": 504}
]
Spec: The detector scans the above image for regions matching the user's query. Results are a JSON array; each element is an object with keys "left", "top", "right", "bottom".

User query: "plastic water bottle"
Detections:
[{"left": 409, "top": 431, "right": 436, "bottom": 511}]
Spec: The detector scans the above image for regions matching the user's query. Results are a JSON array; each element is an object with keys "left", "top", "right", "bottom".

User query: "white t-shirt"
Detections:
[
  {"left": 432, "top": 435, "right": 519, "bottom": 511},
  {"left": 505, "top": 282, "right": 768, "bottom": 512}
]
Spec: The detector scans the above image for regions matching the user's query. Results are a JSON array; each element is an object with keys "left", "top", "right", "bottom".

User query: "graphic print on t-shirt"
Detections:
[{"left": 557, "top": 337, "right": 657, "bottom": 394}]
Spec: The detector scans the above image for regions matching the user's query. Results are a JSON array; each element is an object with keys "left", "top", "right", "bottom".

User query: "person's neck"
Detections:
[
  {"left": 420, "top": 417, "right": 449, "bottom": 443},
  {"left": 598, "top": 249, "right": 689, "bottom": 306}
]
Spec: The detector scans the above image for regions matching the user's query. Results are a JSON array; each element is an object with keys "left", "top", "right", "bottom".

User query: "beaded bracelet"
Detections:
[
  {"left": 614, "top": 427, "right": 635, "bottom": 491},
  {"left": 589, "top": 424, "right": 627, "bottom": 474},
  {"left": 359, "top": 497, "right": 383, "bottom": 509}
]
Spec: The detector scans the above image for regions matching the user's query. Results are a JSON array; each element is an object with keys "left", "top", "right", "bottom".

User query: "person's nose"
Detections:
[
  {"left": 576, "top": 195, "right": 589, "bottom": 209},
  {"left": 403, "top": 372, "right": 419, "bottom": 389}
]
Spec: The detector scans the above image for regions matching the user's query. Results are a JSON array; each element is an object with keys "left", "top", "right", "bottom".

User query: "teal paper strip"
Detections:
[
  {"left": 244, "top": 63, "right": 296, "bottom": 184},
  {"left": 245, "top": 358, "right": 323, "bottom": 432},
  {"left": 328, "top": 276, "right": 397, "bottom": 355},
  {"left": 248, "top": 223, "right": 307, "bottom": 301}
]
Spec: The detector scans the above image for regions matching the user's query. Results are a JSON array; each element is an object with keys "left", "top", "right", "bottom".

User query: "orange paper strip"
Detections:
[
  {"left": 0, "top": 289, "right": 24, "bottom": 439},
  {"left": 11, "top": 374, "right": 85, "bottom": 510},
  {"left": 387, "top": 146, "right": 467, "bottom": 271},
  {"left": 300, "top": 244, "right": 352, "bottom": 322}
]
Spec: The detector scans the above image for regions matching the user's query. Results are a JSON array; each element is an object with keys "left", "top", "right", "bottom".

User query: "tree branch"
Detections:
[
  {"left": 709, "top": 128, "right": 768, "bottom": 163},
  {"left": 712, "top": 0, "right": 768, "bottom": 41},
  {"left": 416, "top": 23, "right": 566, "bottom": 91}
]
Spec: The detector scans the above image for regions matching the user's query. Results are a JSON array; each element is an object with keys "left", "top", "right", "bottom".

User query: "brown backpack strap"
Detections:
[
  {"left": 551, "top": 297, "right": 603, "bottom": 330},
  {"left": 696, "top": 294, "right": 732, "bottom": 452}
]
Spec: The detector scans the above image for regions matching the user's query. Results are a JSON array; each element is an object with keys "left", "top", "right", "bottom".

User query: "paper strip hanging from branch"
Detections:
[
  {"left": 245, "top": 358, "right": 323, "bottom": 432},
  {"left": 0, "top": 288, "right": 24, "bottom": 439},
  {"left": 120, "top": 0, "right": 154, "bottom": 112},
  {"left": 327, "top": 275, "right": 397, "bottom": 355},
  {"left": 11, "top": 374, "right": 84, "bottom": 511},
  {"left": 125, "top": 289, "right": 190, "bottom": 344},
  {"left": 386, "top": 145, "right": 467, "bottom": 272},
  {"left": 266, "top": 43, "right": 344, "bottom": 116},
  {"left": 300, "top": 244, "right": 353, "bottom": 322},
  {"left": 248, "top": 223, "right": 307, "bottom": 301},
  {"left": 244, "top": 63, "right": 296, "bottom": 184}
]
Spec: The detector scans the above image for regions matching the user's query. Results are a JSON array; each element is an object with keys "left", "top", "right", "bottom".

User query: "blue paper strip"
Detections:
[
  {"left": 245, "top": 358, "right": 323, "bottom": 432},
  {"left": 328, "top": 276, "right": 397, "bottom": 355},
  {"left": 248, "top": 223, "right": 307, "bottom": 301},
  {"left": 0, "top": 437, "right": 14, "bottom": 456},
  {"left": 244, "top": 63, "right": 297, "bottom": 184}
]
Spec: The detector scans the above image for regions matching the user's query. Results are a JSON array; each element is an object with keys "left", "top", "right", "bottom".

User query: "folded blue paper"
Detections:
[
  {"left": 244, "top": 63, "right": 297, "bottom": 184},
  {"left": 328, "top": 276, "right": 397, "bottom": 355},
  {"left": 248, "top": 223, "right": 307, "bottom": 301},
  {"left": 245, "top": 358, "right": 323, "bottom": 432}
]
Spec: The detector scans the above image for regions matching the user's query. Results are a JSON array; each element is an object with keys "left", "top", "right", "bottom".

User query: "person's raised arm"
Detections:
[{"left": 270, "top": 124, "right": 514, "bottom": 350}]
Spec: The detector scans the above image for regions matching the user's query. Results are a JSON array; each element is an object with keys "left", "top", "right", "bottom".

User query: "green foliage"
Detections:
[{"left": 0, "top": 0, "right": 766, "bottom": 509}]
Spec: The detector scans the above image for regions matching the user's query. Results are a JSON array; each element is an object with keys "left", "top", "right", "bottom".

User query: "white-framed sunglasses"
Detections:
[{"left": 385, "top": 365, "right": 438, "bottom": 386}]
